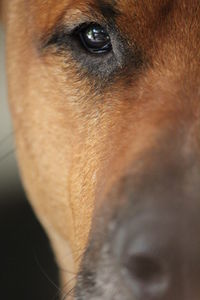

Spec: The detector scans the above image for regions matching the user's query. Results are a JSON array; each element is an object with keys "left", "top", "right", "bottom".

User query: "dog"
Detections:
[{"left": 2, "top": 0, "right": 200, "bottom": 299}]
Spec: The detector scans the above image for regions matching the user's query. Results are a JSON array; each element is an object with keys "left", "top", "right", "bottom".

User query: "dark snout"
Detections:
[
  {"left": 109, "top": 148, "right": 200, "bottom": 300},
  {"left": 112, "top": 199, "right": 200, "bottom": 300},
  {"left": 76, "top": 142, "right": 200, "bottom": 300}
]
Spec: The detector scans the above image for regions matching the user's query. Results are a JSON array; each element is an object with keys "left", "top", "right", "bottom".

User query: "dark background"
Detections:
[{"left": 0, "top": 184, "right": 60, "bottom": 300}]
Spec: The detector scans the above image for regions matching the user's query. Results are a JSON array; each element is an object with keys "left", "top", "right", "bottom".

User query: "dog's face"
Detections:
[{"left": 3, "top": 0, "right": 200, "bottom": 299}]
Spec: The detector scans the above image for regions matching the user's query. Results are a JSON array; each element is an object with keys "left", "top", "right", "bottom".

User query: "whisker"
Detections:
[
  {"left": 62, "top": 285, "right": 75, "bottom": 300},
  {"left": 0, "top": 148, "right": 15, "bottom": 163},
  {"left": 34, "top": 253, "right": 78, "bottom": 300},
  {"left": 34, "top": 254, "right": 62, "bottom": 293},
  {"left": 57, "top": 250, "right": 85, "bottom": 276},
  {"left": 0, "top": 132, "right": 13, "bottom": 148},
  {"left": 60, "top": 251, "right": 87, "bottom": 300},
  {"left": 54, "top": 276, "right": 77, "bottom": 300}
]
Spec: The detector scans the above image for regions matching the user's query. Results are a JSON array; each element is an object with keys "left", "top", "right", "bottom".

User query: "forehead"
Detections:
[
  {"left": 31, "top": 0, "right": 199, "bottom": 20},
  {"left": 30, "top": 0, "right": 200, "bottom": 46},
  {"left": 31, "top": 0, "right": 173, "bottom": 15},
  {"left": 31, "top": 0, "right": 170, "bottom": 27}
]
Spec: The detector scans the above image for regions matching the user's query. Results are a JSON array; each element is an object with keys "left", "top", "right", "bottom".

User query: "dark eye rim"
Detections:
[{"left": 73, "top": 22, "right": 112, "bottom": 54}]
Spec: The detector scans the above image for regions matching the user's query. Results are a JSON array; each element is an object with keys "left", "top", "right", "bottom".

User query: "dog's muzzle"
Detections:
[{"left": 75, "top": 136, "right": 200, "bottom": 300}]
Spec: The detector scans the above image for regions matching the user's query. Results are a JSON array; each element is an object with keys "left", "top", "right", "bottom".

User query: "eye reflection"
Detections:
[{"left": 79, "top": 23, "right": 112, "bottom": 54}]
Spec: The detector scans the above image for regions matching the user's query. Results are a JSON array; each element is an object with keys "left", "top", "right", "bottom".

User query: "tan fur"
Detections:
[{"left": 2, "top": 0, "right": 200, "bottom": 296}]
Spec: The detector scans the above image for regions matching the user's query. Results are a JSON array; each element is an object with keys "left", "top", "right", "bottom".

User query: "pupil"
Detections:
[
  {"left": 86, "top": 26, "right": 109, "bottom": 46},
  {"left": 80, "top": 24, "right": 111, "bottom": 53}
]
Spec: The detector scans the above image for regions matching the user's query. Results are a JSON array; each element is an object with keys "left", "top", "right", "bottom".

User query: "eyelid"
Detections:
[
  {"left": 42, "top": 3, "right": 116, "bottom": 46},
  {"left": 43, "top": 20, "right": 111, "bottom": 52},
  {"left": 55, "top": 8, "right": 106, "bottom": 33}
]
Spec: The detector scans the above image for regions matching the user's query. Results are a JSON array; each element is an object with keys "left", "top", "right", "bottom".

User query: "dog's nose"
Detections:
[
  {"left": 124, "top": 251, "right": 169, "bottom": 299},
  {"left": 112, "top": 213, "right": 173, "bottom": 299},
  {"left": 111, "top": 206, "right": 200, "bottom": 300}
]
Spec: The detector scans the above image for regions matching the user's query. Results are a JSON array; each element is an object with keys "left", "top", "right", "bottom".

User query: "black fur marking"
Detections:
[
  {"left": 44, "top": 24, "right": 145, "bottom": 88},
  {"left": 40, "top": 2, "right": 146, "bottom": 89},
  {"left": 96, "top": 0, "right": 120, "bottom": 22}
]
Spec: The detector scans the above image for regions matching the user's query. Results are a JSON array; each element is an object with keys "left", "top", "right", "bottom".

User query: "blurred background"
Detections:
[{"left": 0, "top": 25, "right": 59, "bottom": 299}]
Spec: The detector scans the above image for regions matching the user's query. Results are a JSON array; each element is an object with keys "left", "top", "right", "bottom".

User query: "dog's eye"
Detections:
[{"left": 77, "top": 23, "right": 112, "bottom": 54}]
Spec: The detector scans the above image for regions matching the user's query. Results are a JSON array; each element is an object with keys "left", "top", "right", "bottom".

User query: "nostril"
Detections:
[
  {"left": 126, "top": 255, "right": 163, "bottom": 283},
  {"left": 124, "top": 254, "right": 169, "bottom": 298}
]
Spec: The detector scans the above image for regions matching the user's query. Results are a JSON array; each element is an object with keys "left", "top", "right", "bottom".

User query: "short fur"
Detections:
[{"left": 2, "top": 1, "right": 200, "bottom": 299}]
